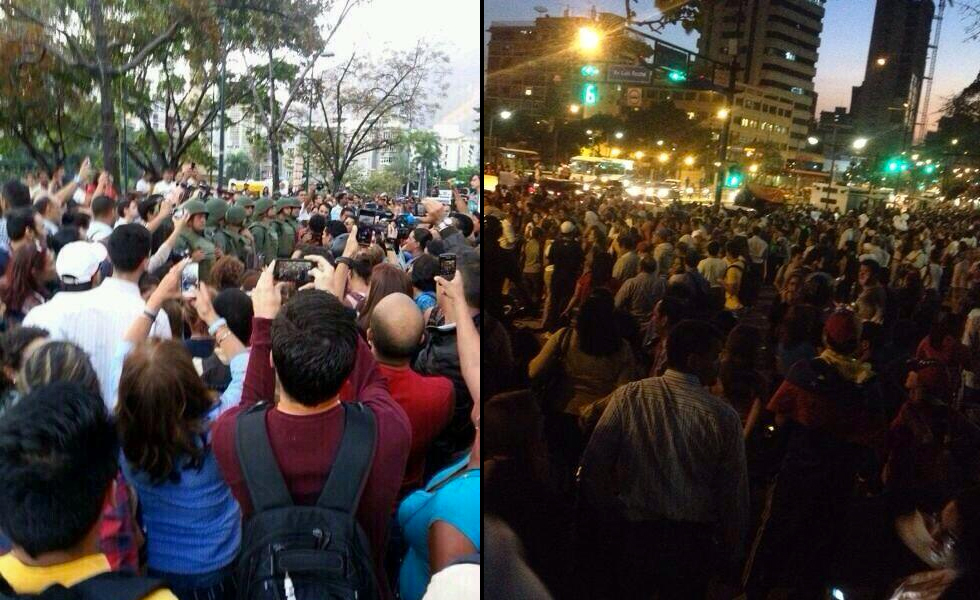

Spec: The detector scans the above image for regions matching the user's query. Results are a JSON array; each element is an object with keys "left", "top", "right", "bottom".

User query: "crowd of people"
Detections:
[
  {"left": 0, "top": 161, "right": 483, "bottom": 600},
  {"left": 484, "top": 181, "right": 980, "bottom": 599}
]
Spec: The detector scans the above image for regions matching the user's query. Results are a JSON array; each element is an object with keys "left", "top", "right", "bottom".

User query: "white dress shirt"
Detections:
[
  {"left": 23, "top": 278, "right": 172, "bottom": 408},
  {"left": 87, "top": 220, "right": 113, "bottom": 242},
  {"left": 580, "top": 370, "right": 749, "bottom": 552}
]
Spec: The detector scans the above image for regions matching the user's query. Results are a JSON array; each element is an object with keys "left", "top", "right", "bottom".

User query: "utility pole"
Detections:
[
  {"left": 304, "top": 79, "right": 313, "bottom": 191},
  {"left": 713, "top": 0, "right": 747, "bottom": 210},
  {"left": 822, "top": 122, "right": 840, "bottom": 208}
]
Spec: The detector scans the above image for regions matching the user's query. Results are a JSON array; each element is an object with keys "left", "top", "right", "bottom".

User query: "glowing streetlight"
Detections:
[
  {"left": 852, "top": 137, "right": 868, "bottom": 150},
  {"left": 807, "top": 136, "right": 819, "bottom": 146},
  {"left": 656, "top": 139, "right": 664, "bottom": 146},
  {"left": 500, "top": 110, "right": 513, "bottom": 120},
  {"left": 569, "top": 104, "right": 580, "bottom": 114},
  {"left": 585, "top": 129, "right": 593, "bottom": 135},
  {"left": 657, "top": 152, "right": 670, "bottom": 163},
  {"left": 952, "top": 138, "right": 960, "bottom": 145},
  {"left": 614, "top": 131, "right": 624, "bottom": 139},
  {"left": 610, "top": 147, "right": 621, "bottom": 157},
  {"left": 716, "top": 108, "right": 730, "bottom": 119},
  {"left": 683, "top": 156, "right": 695, "bottom": 167},
  {"left": 634, "top": 151, "right": 645, "bottom": 159},
  {"left": 524, "top": 88, "right": 533, "bottom": 96},
  {"left": 577, "top": 26, "right": 601, "bottom": 53},
  {"left": 876, "top": 57, "right": 887, "bottom": 66},
  {"left": 911, "top": 153, "right": 919, "bottom": 160},
  {"left": 749, "top": 164, "right": 759, "bottom": 174}
]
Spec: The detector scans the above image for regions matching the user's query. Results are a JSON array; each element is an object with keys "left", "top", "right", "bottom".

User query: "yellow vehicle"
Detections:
[{"left": 227, "top": 178, "right": 287, "bottom": 195}]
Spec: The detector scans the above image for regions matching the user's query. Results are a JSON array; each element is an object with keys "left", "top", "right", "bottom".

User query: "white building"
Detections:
[{"left": 434, "top": 123, "right": 477, "bottom": 171}]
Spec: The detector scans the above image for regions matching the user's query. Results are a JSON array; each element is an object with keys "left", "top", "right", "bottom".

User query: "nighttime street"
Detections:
[{"left": 483, "top": 1, "right": 980, "bottom": 599}]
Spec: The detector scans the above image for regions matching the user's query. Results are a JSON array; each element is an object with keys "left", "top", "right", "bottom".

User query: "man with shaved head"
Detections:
[{"left": 368, "top": 293, "right": 454, "bottom": 492}]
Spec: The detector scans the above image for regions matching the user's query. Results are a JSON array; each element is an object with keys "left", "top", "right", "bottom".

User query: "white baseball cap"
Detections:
[{"left": 56, "top": 241, "right": 107, "bottom": 284}]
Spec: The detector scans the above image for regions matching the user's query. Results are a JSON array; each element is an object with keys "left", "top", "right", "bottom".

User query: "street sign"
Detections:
[
  {"left": 607, "top": 64, "right": 652, "bottom": 84},
  {"left": 626, "top": 87, "right": 642, "bottom": 107}
]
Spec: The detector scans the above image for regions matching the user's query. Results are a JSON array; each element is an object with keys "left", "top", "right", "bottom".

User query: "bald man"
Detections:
[{"left": 368, "top": 293, "right": 454, "bottom": 492}]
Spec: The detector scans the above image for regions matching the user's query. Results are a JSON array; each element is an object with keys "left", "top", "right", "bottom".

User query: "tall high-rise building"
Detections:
[
  {"left": 697, "top": 0, "right": 826, "bottom": 154},
  {"left": 849, "top": 0, "right": 934, "bottom": 153}
]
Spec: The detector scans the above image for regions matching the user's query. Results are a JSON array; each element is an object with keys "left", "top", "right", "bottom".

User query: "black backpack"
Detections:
[
  {"left": 0, "top": 572, "right": 163, "bottom": 600},
  {"left": 234, "top": 402, "right": 380, "bottom": 600}
]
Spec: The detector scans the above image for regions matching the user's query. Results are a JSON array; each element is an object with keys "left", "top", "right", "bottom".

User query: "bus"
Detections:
[
  {"left": 567, "top": 156, "right": 634, "bottom": 183},
  {"left": 484, "top": 147, "right": 541, "bottom": 191}
]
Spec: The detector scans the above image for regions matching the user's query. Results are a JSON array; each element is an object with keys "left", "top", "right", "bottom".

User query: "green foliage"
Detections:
[{"left": 225, "top": 151, "right": 254, "bottom": 180}]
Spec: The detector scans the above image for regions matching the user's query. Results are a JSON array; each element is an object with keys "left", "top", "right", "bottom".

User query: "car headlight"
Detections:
[
  {"left": 657, "top": 188, "right": 669, "bottom": 199},
  {"left": 583, "top": 183, "right": 591, "bottom": 191},
  {"left": 627, "top": 186, "right": 642, "bottom": 197},
  {"left": 645, "top": 187, "right": 655, "bottom": 196}
]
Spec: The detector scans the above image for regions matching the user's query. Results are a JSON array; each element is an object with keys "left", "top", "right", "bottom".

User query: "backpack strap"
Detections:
[
  {"left": 73, "top": 572, "right": 164, "bottom": 600},
  {"left": 236, "top": 402, "right": 294, "bottom": 512},
  {"left": 316, "top": 403, "right": 376, "bottom": 513}
]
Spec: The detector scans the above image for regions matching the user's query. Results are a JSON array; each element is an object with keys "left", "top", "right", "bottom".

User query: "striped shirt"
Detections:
[{"left": 579, "top": 369, "right": 749, "bottom": 552}]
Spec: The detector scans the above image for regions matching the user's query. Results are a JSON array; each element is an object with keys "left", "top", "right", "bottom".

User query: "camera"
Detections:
[
  {"left": 356, "top": 226, "right": 374, "bottom": 246},
  {"left": 180, "top": 263, "right": 199, "bottom": 296},
  {"left": 173, "top": 207, "right": 187, "bottom": 220}
]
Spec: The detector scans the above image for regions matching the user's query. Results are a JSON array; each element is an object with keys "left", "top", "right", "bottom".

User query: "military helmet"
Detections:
[
  {"left": 286, "top": 196, "right": 302, "bottom": 209},
  {"left": 254, "top": 198, "right": 274, "bottom": 217},
  {"left": 181, "top": 199, "right": 209, "bottom": 217},
  {"left": 205, "top": 198, "right": 228, "bottom": 227},
  {"left": 274, "top": 197, "right": 292, "bottom": 213},
  {"left": 225, "top": 205, "right": 247, "bottom": 227},
  {"left": 234, "top": 196, "right": 256, "bottom": 208}
]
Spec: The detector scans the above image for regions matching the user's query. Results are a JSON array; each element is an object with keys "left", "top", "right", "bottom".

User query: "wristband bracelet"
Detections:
[
  {"left": 216, "top": 329, "right": 233, "bottom": 345},
  {"left": 142, "top": 309, "right": 158, "bottom": 322},
  {"left": 207, "top": 318, "right": 228, "bottom": 336}
]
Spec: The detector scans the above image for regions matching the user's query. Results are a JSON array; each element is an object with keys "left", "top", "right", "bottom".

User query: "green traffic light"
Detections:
[
  {"left": 886, "top": 160, "right": 900, "bottom": 173},
  {"left": 581, "top": 65, "right": 600, "bottom": 77},
  {"left": 924, "top": 164, "right": 936, "bottom": 174},
  {"left": 582, "top": 83, "right": 598, "bottom": 106},
  {"left": 667, "top": 70, "right": 687, "bottom": 82}
]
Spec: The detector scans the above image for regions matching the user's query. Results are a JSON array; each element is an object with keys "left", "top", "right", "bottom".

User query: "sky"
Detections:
[
  {"left": 483, "top": 0, "right": 980, "bottom": 132},
  {"left": 326, "top": 0, "right": 480, "bottom": 130}
]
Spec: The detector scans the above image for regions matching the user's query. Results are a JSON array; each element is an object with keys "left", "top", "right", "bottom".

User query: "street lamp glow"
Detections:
[
  {"left": 586, "top": 129, "right": 593, "bottom": 135},
  {"left": 952, "top": 138, "right": 959, "bottom": 145},
  {"left": 499, "top": 110, "right": 512, "bottom": 120},
  {"left": 614, "top": 131, "right": 624, "bottom": 139},
  {"left": 716, "top": 108, "right": 730, "bottom": 119},
  {"left": 911, "top": 154, "right": 919, "bottom": 160},
  {"left": 577, "top": 26, "right": 601, "bottom": 53},
  {"left": 683, "top": 156, "right": 695, "bottom": 167},
  {"left": 524, "top": 88, "right": 533, "bottom": 96},
  {"left": 634, "top": 151, "right": 645, "bottom": 159},
  {"left": 569, "top": 104, "right": 580, "bottom": 114},
  {"left": 807, "top": 136, "right": 819, "bottom": 146},
  {"left": 610, "top": 147, "right": 621, "bottom": 157},
  {"left": 852, "top": 137, "right": 868, "bottom": 150},
  {"left": 658, "top": 152, "right": 670, "bottom": 163},
  {"left": 749, "top": 163, "right": 759, "bottom": 173},
  {"left": 656, "top": 139, "right": 664, "bottom": 146},
  {"left": 876, "top": 57, "right": 887, "bottom": 66}
]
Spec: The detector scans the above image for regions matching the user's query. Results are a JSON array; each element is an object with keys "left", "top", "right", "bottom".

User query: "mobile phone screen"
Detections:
[
  {"left": 356, "top": 227, "right": 374, "bottom": 246},
  {"left": 273, "top": 259, "right": 313, "bottom": 283},
  {"left": 439, "top": 253, "right": 456, "bottom": 281}
]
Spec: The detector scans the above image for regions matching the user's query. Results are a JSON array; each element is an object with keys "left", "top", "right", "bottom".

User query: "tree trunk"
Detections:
[
  {"left": 268, "top": 46, "right": 280, "bottom": 195},
  {"left": 90, "top": 0, "right": 119, "bottom": 183}
]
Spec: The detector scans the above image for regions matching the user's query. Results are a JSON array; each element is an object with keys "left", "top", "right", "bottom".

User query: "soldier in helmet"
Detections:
[
  {"left": 248, "top": 198, "right": 279, "bottom": 266},
  {"left": 223, "top": 205, "right": 256, "bottom": 268},
  {"left": 173, "top": 199, "right": 217, "bottom": 282},
  {"left": 235, "top": 195, "right": 256, "bottom": 223},
  {"left": 205, "top": 197, "right": 235, "bottom": 259},
  {"left": 272, "top": 197, "right": 300, "bottom": 258}
]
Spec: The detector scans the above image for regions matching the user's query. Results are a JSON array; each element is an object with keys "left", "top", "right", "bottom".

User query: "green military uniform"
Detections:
[
  {"left": 271, "top": 197, "right": 300, "bottom": 258},
  {"left": 224, "top": 205, "right": 256, "bottom": 268},
  {"left": 173, "top": 199, "right": 217, "bottom": 283},
  {"left": 248, "top": 198, "right": 278, "bottom": 266},
  {"left": 205, "top": 197, "right": 235, "bottom": 258}
]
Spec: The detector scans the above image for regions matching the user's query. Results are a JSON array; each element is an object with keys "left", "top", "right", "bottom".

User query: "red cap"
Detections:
[{"left": 824, "top": 310, "right": 860, "bottom": 349}]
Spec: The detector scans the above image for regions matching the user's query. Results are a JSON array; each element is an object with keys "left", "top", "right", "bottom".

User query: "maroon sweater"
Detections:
[{"left": 212, "top": 317, "right": 411, "bottom": 598}]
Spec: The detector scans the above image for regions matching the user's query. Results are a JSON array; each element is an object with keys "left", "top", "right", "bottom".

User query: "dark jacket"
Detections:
[
  {"left": 413, "top": 311, "right": 513, "bottom": 471},
  {"left": 548, "top": 237, "right": 584, "bottom": 289}
]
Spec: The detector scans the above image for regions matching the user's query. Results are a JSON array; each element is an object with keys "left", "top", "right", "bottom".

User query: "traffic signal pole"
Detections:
[{"left": 713, "top": 0, "right": 746, "bottom": 211}]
